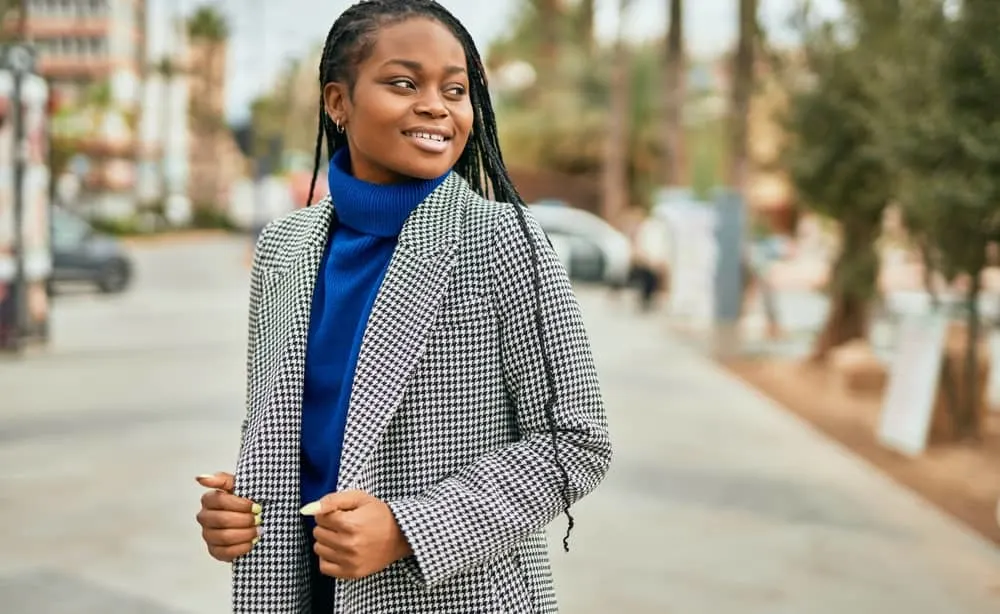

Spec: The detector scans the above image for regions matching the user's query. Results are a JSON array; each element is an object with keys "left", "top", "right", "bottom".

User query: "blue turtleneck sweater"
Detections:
[{"left": 301, "top": 148, "right": 446, "bottom": 611}]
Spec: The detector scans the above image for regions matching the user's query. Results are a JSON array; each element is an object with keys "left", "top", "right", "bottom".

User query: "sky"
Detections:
[{"left": 148, "top": 0, "right": 843, "bottom": 124}]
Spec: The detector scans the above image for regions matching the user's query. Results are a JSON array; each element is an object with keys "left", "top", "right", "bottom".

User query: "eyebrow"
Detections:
[{"left": 382, "top": 58, "right": 466, "bottom": 76}]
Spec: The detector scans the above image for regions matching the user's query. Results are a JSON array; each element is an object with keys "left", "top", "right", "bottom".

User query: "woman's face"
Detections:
[{"left": 324, "top": 18, "right": 474, "bottom": 184}]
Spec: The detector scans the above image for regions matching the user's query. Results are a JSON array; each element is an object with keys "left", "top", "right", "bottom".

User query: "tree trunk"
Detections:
[
  {"left": 537, "top": 0, "right": 561, "bottom": 79},
  {"left": 663, "top": 0, "right": 684, "bottom": 186},
  {"left": 917, "top": 238, "right": 939, "bottom": 309},
  {"left": 602, "top": 0, "right": 632, "bottom": 225},
  {"left": 809, "top": 221, "right": 879, "bottom": 361},
  {"left": 580, "top": 0, "right": 595, "bottom": 57},
  {"left": 727, "top": 0, "right": 756, "bottom": 189},
  {"left": 959, "top": 271, "right": 982, "bottom": 439}
]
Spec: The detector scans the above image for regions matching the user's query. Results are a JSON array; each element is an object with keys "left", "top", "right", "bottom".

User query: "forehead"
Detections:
[{"left": 364, "top": 17, "right": 467, "bottom": 70}]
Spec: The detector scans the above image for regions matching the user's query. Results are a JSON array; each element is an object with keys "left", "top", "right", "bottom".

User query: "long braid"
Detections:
[
  {"left": 312, "top": 0, "right": 576, "bottom": 552},
  {"left": 306, "top": 100, "right": 324, "bottom": 207}
]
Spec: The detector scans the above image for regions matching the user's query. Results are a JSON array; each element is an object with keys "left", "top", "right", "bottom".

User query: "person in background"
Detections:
[
  {"left": 743, "top": 220, "right": 786, "bottom": 339},
  {"left": 195, "top": 1, "right": 612, "bottom": 612},
  {"left": 631, "top": 210, "right": 671, "bottom": 312}
]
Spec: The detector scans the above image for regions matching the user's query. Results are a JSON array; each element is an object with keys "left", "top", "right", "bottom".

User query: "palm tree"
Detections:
[
  {"left": 579, "top": 0, "right": 595, "bottom": 58},
  {"left": 728, "top": 0, "right": 757, "bottom": 189},
  {"left": 662, "top": 0, "right": 685, "bottom": 186},
  {"left": 535, "top": 0, "right": 561, "bottom": 78},
  {"left": 602, "top": 0, "right": 634, "bottom": 226},
  {"left": 186, "top": 5, "right": 229, "bottom": 207}
]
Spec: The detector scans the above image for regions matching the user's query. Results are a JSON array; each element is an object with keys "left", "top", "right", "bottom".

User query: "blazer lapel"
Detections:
[
  {"left": 239, "top": 198, "right": 333, "bottom": 501},
  {"left": 338, "top": 173, "right": 471, "bottom": 489}
]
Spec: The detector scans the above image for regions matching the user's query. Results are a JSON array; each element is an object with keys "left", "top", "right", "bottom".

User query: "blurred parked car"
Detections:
[
  {"left": 49, "top": 207, "right": 133, "bottom": 294},
  {"left": 528, "top": 202, "right": 631, "bottom": 286}
]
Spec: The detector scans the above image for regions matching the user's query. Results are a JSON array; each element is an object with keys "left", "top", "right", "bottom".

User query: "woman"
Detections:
[{"left": 195, "top": 1, "right": 612, "bottom": 612}]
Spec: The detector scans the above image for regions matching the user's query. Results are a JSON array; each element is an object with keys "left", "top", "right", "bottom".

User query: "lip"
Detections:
[{"left": 402, "top": 126, "right": 453, "bottom": 155}]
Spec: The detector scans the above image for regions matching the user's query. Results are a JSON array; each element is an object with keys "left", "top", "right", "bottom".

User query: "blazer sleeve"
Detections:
[{"left": 388, "top": 205, "right": 613, "bottom": 588}]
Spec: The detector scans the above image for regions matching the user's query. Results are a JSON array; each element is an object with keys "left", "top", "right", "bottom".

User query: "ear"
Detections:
[{"left": 323, "top": 82, "right": 350, "bottom": 127}]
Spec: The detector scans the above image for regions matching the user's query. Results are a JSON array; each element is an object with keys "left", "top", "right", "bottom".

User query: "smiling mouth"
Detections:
[{"left": 403, "top": 131, "right": 450, "bottom": 142}]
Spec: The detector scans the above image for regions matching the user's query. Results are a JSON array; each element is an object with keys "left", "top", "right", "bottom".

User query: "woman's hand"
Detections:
[
  {"left": 301, "top": 490, "right": 412, "bottom": 580},
  {"left": 195, "top": 472, "right": 261, "bottom": 562}
]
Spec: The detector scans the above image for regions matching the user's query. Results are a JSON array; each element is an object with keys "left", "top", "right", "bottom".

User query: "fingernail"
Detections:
[
  {"left": 251, "top": 503, "right": 262, "bottom": 515},
  {"left": 252, "top": 537, "right": 259, "bottom": 546},
  {"left": 300, "top": 501, "right": 322, "bottom": 516},
  {"left": 254, "top": 513, "right": 262, "bottom": 526},
  {"left": 196, "top": 474, "right": 214, "bottom": 480}
]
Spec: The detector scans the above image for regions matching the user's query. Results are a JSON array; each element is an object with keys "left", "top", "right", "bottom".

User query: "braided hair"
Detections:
[{"left": 308, "top": 0, "right": 576, "bottom": 551}]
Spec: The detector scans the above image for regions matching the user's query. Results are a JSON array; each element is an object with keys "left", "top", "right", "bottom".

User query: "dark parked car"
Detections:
[{"left": 49, "top": 207, "right": 133, "bottom": 294}]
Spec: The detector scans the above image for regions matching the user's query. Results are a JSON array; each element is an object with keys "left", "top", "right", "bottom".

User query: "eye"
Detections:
[
  {"left": 389, "top": 78, "right": 416, "bottom": 90},
  {"left": 445, "top": 85, "right": 467, "bottom": 97}
]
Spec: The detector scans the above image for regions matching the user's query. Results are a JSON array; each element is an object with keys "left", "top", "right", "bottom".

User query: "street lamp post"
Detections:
[{"left": 3, "top": 43, "right": 35, "bottom": 352}]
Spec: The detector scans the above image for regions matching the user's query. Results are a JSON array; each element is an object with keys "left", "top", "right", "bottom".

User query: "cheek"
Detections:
[{"left": 454, "top": 102, "right": 475, "bottom": 137}]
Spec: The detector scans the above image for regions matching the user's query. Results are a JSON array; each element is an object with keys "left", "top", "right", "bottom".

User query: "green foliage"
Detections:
[
  {"left": 872, "top": 0, "right": 1000, "bottom": 281},
  {"left": 846, "top": 0, "right": 1000, "bottom": 435},
  {"left": 89, "top": 216, "right": 142, "bottom": 237},
  {"left": 190, "top": 205, "right": 237, "bottom": 230},
  {"left": 494, "top": 34, "right": 668, "bottom": 208},
  {"left": 187, "top": 6, "right": 229, "bottom": 41},
  {"left": 777, "top": 1, "right": 908, "bottom": 357},
  {"left": 781, "top": 13, "right": 893, "bottom": 307}
]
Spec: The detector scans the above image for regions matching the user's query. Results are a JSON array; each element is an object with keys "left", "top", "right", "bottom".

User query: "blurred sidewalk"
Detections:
[
  {"left": 0, "top": 239, "right": 998, "bottom": 613},
  {"left": 565, "top": 289, "right": 1000, "bottom": 613}
]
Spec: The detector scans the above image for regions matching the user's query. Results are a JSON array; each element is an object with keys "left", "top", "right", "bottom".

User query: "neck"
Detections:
[{"left": 325, "top": 148, "right": 449, "bottom": 238}]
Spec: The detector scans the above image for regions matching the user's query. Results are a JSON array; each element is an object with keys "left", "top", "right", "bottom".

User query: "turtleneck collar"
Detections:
[{"left": 326, "top": 148, "right": 448, "bottom": 238}]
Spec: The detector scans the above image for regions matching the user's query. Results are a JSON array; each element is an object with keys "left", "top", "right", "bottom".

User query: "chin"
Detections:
[{"left": 398, "top": 159, "right": 455, "bottom": 181}]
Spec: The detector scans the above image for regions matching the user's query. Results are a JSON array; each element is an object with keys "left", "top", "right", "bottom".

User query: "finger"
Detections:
[
  {"left": 313, "top": 539, "right": 350, "bottom": 564},
  {"left": 317, "top": 554, "right": 363, "bottom": 580},
  {"left": 201, "top": 489, "right": 260, "bottom": 514},
  {"left": 312, "top": 525, "right": 353, "bottom": 552},
  {"left": 203, "top": 526, "right": 259, "bottom": 547},
  {"left": 300, "top": 489, "right": 371, "bottom": 516},
  {"left": 197, "top": 509, "right": 260, "bottom": 530},
  {"left": 209, "top": 541, "right": 255, "bottom": 562},
  {"left": 314, "top": 509, "right": 358, "bottom": 534},
  {"left": 196, "top": 472, "right": 235, "bottom": 492}
]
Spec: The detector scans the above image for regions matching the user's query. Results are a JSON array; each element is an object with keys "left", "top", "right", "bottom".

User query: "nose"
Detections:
[{"left": 413, "top": 90, "right": 448, "bottom": 119}]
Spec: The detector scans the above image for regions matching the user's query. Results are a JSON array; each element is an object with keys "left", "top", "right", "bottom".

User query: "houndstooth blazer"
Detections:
[{"left": 231, "top": 172, "right": 612, "bottom": 613}]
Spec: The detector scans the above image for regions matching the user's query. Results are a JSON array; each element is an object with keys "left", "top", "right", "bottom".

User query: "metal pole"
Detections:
[{"left": 8, "top": 45, "right": 30, "bottom": 351}]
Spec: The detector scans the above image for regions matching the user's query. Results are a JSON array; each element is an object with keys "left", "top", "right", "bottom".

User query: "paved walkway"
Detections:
[
  {"left": 0, "top": 238, "right": 998, "bottom": 613},
  {"left": 569, "top": 291, "right": 1000, "bottom": 613}
]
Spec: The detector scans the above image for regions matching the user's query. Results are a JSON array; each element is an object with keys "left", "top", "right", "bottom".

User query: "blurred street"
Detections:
[{"left": 1, "top": 237, "right": 999, "bottom": 613}]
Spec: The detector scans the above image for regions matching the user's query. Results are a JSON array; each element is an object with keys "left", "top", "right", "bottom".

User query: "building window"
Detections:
[{"left": 87, "top": 0, "right": 108, "bottom": 16}]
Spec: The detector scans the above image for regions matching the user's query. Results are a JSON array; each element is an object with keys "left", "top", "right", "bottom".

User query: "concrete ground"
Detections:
[{"left": 1, "top": 236, "right": 998, "bottom": 613}]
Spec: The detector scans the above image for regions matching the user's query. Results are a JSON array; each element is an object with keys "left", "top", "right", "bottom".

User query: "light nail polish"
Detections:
[
  {"left": 300, "top": 501, "right": 322, "bottom": 516},
  {"left": 252, "top": 537, "right": 259, "bottom": 546},
  {"left": 251, "top": 503, "right": 262, "bottom": 515},
  {"left": 254, "top": 514, "right": 262, "bottom": 526}
]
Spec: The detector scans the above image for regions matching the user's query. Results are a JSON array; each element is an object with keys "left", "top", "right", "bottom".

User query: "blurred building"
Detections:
[
  {"left": 7, "top": 0, "right": 149, "bottom": 217},
  {"left": 14, "top": 0, "right": 145, "bottom": 101}
]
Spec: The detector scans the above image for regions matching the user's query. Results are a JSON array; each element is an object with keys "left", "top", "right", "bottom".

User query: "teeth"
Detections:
[{"left": 408, "top": 132, "right": 445, "bottom": 142}]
